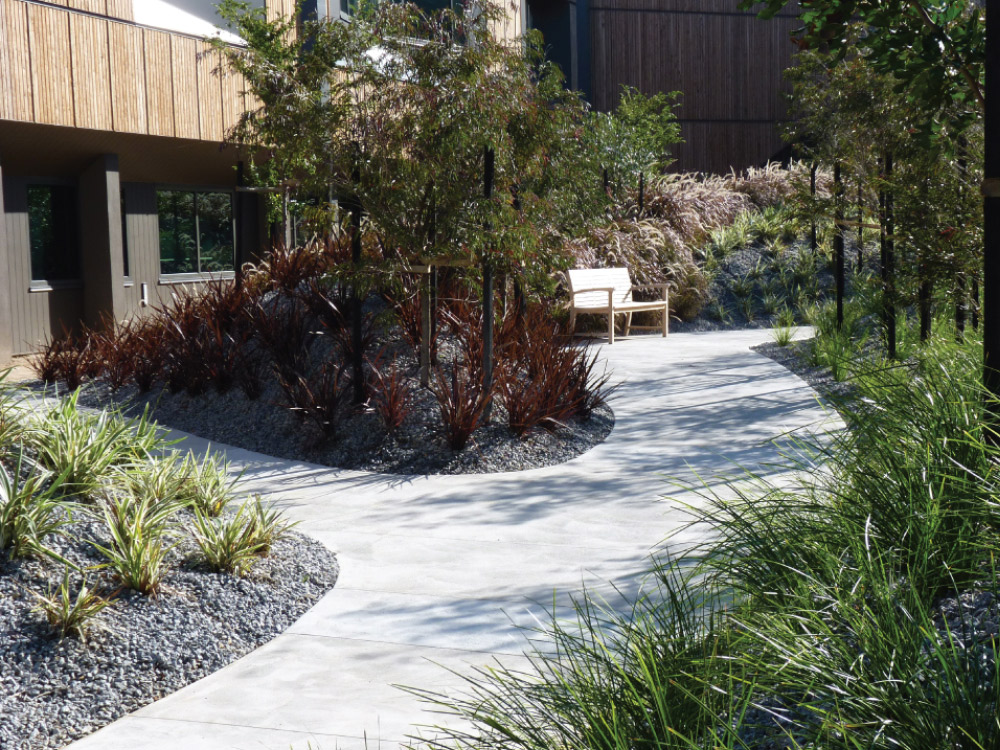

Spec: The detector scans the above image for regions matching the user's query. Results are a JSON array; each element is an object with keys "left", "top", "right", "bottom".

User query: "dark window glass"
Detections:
[
  {"left": 121, "top": 192, "right": 130, "bottom": 278},
  {"left": 157, "top": 190, "right": 234, "bottom": 275},
  {"left": 341, "top": 0, "right": 455, "bottom": 15},
  {"left": 27, "top": 185, "right": 79, "bottom": 282},
  {"left": 196, "top": 192, "right": 235, "bottom": 273},
  {"left": 158, "top": 191, "right": 197, "bottom": 275}
]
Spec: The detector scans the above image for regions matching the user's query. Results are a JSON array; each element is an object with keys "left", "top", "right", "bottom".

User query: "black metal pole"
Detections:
[
  {"left": 638, "top": 171, "right": 645, "bottom": 214},
  {"left": 984, "top": 0, "right": 1000, "bottom": 411},
  {"left": 834, "top": 162, "right": 845, "bottom": 331},
  {"left": 482, "top": 146, "right": 496, "bottom": 421},
  {"left": 857, "top": 181, "right": 864, "bottom": 273},
  {"left": 810, "top": 162, "right": 818, "bottom": 255},
  {"left": 350, "top": 164, "right": 364, "bottom": 405},
  {"left": 881, "top": 152, "right": 896, "bottom": 359}
]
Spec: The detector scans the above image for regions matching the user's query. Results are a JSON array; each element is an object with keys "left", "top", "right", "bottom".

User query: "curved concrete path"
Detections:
[{"left": 68, "top": 329, "right": 837, "bottom": 750}]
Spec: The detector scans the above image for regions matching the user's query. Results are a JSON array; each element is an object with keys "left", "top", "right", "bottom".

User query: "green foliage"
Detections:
[
  {"left": 410, "top": 335, "right": 1000, "bottom": 750},
  {"left": 91, "top": 489, "right": 180, "bottom": 595},
  {"left": 0, "top": 453, "right": 72, "bottom": 562},
  {"left": 29, "top": 570, "right": 116, "bottom": 641},
  {"left": 216, "top": 0, "right": 604, "bottom": 286},
  {"left": 27, "top": 393, "right": 170, "bottom": 498},
  {"left": 191, "top": 500, "right": 262, "bottom": 576},
  {"left": 741, "top": 0, "right": 984, "bottom": 139},
  {"left": 588, "top": 85, "right": 683, "bottom": 179},
  {"left": 179, "top": 451, "right": 241, "bottom": 517}
]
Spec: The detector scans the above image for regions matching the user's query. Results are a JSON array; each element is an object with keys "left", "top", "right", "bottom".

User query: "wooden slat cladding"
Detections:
[
  {"left": 104, "top": 0, "right": 132, "bottom": 22},
  {"left": 590, "top": 1, "right": 800, "bottom": 172},
  {"left": 108, "top": 22, "right": 146, "bottom": 132},
  {"left": 144, "top": 29, "right": 176, "bottom": 136},
  {"left": 28, "top": 3, "right": 75, "bottom": 126},
  {"left": 70, "top": 12, "right": 113, "bottom": 130},
  {"left": 68, "top": 0, "right": 106, "bottom": 15},
  {"left": 1, "top": 0, "right": 248, "bottom": 142},
  {"left": 0, "top": 0, "right": 34, "bottom": 122},
  {"left": 171, "top": 35, "right": 200, "bottom": 139},
  {"left": 197, "top": 43, "right": 225, "bottom": 142},
  {"left": 591, "top": 0, "right": 799, "bottom": 15}
]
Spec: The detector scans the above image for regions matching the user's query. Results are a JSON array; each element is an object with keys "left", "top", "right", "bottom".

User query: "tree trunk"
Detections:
[
  {"left": 984, "top": 0, "right": 1000, "bottom": 412},
  {"left": 834, "top": 162, "right": 845, "bottom": 331},
  {"left": 880, "top": 152, "right": 897, "bottom": 359}
]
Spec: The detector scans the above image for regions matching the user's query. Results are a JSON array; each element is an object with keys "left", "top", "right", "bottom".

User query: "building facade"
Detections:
[
  {"left": 0, "top": 0, "right": 525, "bottom": 364},
  {"left": 526, "top": 0, "right": 801, "bottom": 175}
]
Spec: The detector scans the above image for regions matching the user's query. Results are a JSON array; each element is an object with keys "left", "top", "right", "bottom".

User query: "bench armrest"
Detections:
[{"left": 572, "top": 286, "right": 617, "bottom": 294}]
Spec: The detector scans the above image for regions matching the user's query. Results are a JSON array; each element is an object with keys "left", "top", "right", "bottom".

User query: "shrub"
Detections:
[
  {"left": 277, "top": 361, "right": 353, "bottom": 440},
  {"left": 251, "top": 298, "right": 318, "bottom": 383},
  {"left": 191, "top": 499, "right": 266, "bottom": 576},
  {"left": 192, "top": 494, "right": 296, "bottom": 575},
  {"left": 432, "top": 364, "right": 492, "bottom": 451},
  {"left": 367, "top": 354, "right": 414, "bottom": 433},
  {"left": 91, "top": 489, "right": 180, "bottom": 595},
  {"left": 29, "top": 570, "right": 116, "bottom": 641},
  {"left": 0, "top": 452, "right": 72, "bottom": 562},
  {"left": 178, "top": 451, "right": 241, "bottom": 517},
  {"left": 28, "top": 394, "right": 168, "bottom": 498}
]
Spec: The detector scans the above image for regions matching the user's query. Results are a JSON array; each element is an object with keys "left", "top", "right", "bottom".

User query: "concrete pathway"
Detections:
[{"left": 67, "top": 329, "right": 837, "bottom": 750}]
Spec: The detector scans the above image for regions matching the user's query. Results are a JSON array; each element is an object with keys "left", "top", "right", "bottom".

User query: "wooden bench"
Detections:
[{"left": 566, "top": 267, "right": 669, "bottom": 345}]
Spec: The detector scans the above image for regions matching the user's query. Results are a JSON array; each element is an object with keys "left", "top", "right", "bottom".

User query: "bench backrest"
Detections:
[{"left": 567, "top": 267, "right": 633, "bottom": 308}]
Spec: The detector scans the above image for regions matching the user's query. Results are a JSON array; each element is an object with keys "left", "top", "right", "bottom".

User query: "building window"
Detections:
[
  {"left": 157, "top": 190, "right": 235, "bottom": 276},
  {"left": 121, "top": 192, "right": 130, "bottom": 279},
  {"left": 341, "top": 0, "right": 458, "bottom": 16},
  {"left": 27, "top": 185, "right": 80, "bottom": 282}
]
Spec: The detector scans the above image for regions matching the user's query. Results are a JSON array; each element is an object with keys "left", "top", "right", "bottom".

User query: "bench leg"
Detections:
[
  {"left": 608, "top": 311, "right": 615, "bottom": 345},
  {"left": 663, "top": 305, "right": 668, "bottom": 337},
  {"left": 569, "top": 309, "right": 577, "bottom": 336},
  {"left": 624, "top": 312, "right": 632, "bottom": 337}
]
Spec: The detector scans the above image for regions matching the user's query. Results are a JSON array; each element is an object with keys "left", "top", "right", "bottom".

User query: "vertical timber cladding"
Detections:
[
  {"left": 589, "top": 0, "right": 801, "bottom": 174},
  {"left": 1, "top": 0, "right": 243, "bottom": 140}
]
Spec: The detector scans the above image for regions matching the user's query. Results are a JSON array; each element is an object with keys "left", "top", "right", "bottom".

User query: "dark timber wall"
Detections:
[{"left": 589, "top": 0, "right": 801, "bottom": 174}]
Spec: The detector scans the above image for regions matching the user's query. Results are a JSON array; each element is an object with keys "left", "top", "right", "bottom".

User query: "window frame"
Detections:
[
  {"left": 24, "top": 178, "right": 82, "bottom": 292},
  {"left": 155, "top": 185, "right": 238, "bottom": 284}
]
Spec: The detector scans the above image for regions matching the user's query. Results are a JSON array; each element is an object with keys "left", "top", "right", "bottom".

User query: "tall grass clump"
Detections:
[{"left": 408, "top": 334, "right": 1000, "bottom": 750}]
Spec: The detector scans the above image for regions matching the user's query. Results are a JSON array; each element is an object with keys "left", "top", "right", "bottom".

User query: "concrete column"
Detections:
[
  {"left": 78, "top": 153, "right": 126, "bottom": 327},
  {"left": 0, "top": 162, "right": 13, "bottom": 364}
]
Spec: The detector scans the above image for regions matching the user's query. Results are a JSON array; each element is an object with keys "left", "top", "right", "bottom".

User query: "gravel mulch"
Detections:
[
  {"left": 0, "top": 505, "right": 338, "bottom": 750},
  {"left": 75, "top": 334, "right": 615, "bottom": 477}
]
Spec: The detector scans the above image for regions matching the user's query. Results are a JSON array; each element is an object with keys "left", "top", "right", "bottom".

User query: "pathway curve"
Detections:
[{"left": 68, "top": 329, "right": 838, "bottom": 750}]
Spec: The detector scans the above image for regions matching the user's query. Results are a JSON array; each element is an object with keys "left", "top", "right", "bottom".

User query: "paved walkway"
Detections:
[{"left": 68, "top": 329, "right": 837, "bottom": 750}]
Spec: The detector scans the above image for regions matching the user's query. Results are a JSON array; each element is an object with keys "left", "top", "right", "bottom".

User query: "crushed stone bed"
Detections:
[
  {"left": 0, "top": 507, "right": 338, "bottom": 750},
  {"left": 74, "top": 346, "right": 615, "bottom": 477}
]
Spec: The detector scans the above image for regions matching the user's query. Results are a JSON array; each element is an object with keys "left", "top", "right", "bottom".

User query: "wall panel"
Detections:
[
  {"left": 105, "top": 0, "right": 132, "bottom": 22},
  {"left": 28, "top": 3, "right": 75, "bottom": 127},
  {"left": 143, "top": 28, "right": 175, "bottom": 137},
  {"left": 108, "top": 22, "right": 147, "bottom": 133},
  {"left": 0, "top": 0, "right": 33, "bottom": 122},
  {"left": 70, "top": 13, "right": 114, "bottom": 130},
  {"left": 171, "top": 35, "right": 201, "bottom": 139},
  {"left": 197, "top": 43, "right": 225, "bottom": 142},
  {"left": 590, "top": 1, "right": 799, "bottom": 172}
]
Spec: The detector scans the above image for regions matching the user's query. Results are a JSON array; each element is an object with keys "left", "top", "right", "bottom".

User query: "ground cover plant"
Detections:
[
  {"left": 0, "top": 372, "right": 337, "bottom": 750},
  {"left": 407, "top": 332, "right": 1000, "bottom": 750}
]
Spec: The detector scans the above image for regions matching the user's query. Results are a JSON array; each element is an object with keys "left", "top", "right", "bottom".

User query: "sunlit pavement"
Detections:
[{"left": 67, "top": 328, "right": 840, "bottom": 750}]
